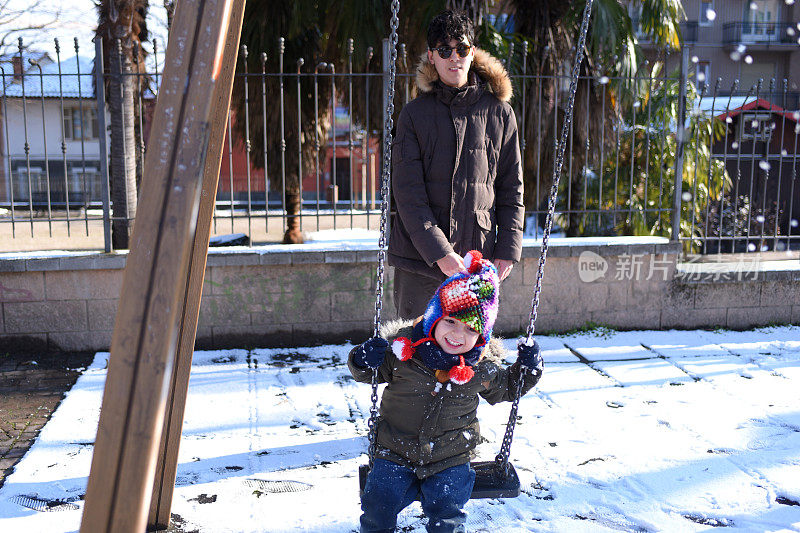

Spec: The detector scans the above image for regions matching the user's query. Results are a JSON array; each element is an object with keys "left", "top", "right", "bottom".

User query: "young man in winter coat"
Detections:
[
  {"left": 349, "top": 251, "right": 543, "bottom": 533},
  {"left": 388, "top": 10, "right": 524, "bottom": 320}
]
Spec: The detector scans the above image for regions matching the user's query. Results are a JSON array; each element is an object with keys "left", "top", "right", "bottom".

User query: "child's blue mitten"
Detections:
[
  {"left": 517, "top": 337, "right": 544, "bottom": 381},
  {"left": 354, "top": 337, "right": 389, "bottom": 369}
]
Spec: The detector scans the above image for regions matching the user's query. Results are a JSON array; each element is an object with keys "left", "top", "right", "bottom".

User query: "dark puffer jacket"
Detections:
[
  {"left": 348, "top": 321, "right": 539, "bottom": 479},
  {"left": 388, "top": 48, "right": 525, "bottom": 280}
]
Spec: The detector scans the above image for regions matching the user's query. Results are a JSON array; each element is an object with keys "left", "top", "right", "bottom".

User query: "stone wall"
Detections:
[{"left": 0, "top": 238, "right": 797, "bottom": 353}]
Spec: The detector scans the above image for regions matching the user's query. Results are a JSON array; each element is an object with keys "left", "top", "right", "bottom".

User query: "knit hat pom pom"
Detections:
[
  {"left": 392, "top": 338, "right": 414, "bottom": 361},
  {"left": 463, "top": 250, "right": 484, "bottom": 274},
  {"left": 448, "top": 355, "right": 475, "bottom": 385}
]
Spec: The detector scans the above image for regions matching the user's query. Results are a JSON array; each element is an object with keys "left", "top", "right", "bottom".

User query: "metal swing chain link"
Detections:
[
  {"left": 368, "top": 0, "right": 400, "bottom": 467},
  {"left": 495, "top": 0, "right": 594, "bottom": 471}
]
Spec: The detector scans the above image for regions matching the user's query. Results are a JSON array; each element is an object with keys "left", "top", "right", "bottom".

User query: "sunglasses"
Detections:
[{"left": 431, "top": 44, "right": 472, "bottom": 59}]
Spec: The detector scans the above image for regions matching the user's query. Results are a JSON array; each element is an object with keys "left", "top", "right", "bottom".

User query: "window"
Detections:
[
  {"left": 12, "top": 167, "right": 44, "bottom": 201},
  {"left": 739, "top": 112, "right": 773, "bottom": 142},
  {"left": 63, "top": 107, "right": 99, "bottom": 140},
  {"left": 700, "top": 1, "right": 715, "bottom": 26},
  {"left": 696, "top": 61, "right": 711, "bottom": 92},
  {"left": 743, "top": 0, "right": 779, "bottom": 40},
  {"left": 70, "top": 167, "right": 103, "bottom": 202}
]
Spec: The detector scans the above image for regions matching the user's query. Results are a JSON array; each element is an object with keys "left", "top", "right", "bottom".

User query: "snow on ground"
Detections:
[{"left": 1, "top": 327, "right": 800, "bottom": 532}]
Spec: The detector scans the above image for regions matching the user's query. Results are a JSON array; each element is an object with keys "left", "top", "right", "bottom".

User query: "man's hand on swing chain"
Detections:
[
  {"left": 493, "top": 259, "right": 513, "bottom": 281},
  {"left": 437, "top": 252, "right": 467, "bottom": 277}
]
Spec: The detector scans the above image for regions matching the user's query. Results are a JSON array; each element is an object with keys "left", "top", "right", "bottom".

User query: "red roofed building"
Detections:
[{"left": 700, "top": 96, "right": 800, "bottom": 251}]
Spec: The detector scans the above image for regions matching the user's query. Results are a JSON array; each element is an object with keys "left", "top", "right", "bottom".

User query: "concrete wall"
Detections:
[{"left": 0, "top": 238, "right": 797, "bottom": 354}]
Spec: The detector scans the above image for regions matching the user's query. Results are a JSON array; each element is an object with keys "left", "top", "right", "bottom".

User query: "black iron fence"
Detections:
[{"left": 1, "top": 37, "right": 798, "bottom": 256}]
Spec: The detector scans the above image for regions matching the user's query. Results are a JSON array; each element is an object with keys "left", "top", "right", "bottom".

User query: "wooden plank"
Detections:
[
  {"left": 80, "top": 0, "right": 243, "bottom": 531},
  {"left": 147, "top": 1, "right": 246, "bottom": 528}
]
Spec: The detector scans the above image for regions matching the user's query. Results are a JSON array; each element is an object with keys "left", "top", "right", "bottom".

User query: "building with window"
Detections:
[
  {"left": 696, "top": 96, "right": 800, "bottom": 251},
  {"left": 639, "top": 0, "right": 799, "bottom": 104},
  {"left": 0, "top": 54, "right": 108, "bottom": 207},
  {"left": 665, "top": 1, "right": 800, "bottom": 251}
]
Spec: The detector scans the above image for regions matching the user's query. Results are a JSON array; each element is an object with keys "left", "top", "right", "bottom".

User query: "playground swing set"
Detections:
[{"left": 77, "top": 0, "right": 593, "bottom": 530}]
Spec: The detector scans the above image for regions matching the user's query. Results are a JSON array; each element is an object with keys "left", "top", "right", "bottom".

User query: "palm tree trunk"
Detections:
[
  {"left": 108, "top": 37, "right": 138, "bottom": 249},
  {"left": 283, "top": 173, "right": 302, "bottom": 243}
]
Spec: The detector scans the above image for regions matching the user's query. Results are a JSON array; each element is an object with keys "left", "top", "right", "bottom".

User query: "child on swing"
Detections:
[{"left": 349, "top": 250, "right": 544, "bottom": 533}]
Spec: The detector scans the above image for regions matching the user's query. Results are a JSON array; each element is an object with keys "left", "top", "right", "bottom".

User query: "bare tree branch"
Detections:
[{"left": 0, "top": 0, "right": 62, "bottom": 54}]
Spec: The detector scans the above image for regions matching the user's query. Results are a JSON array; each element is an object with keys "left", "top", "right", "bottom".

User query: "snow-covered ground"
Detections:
[{"left": 1, "top": 326, "right": 799, "bottom": 532}]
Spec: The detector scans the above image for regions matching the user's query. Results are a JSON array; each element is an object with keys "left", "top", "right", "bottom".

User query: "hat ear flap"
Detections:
[
  {"left": 463, "top": 250, "right": 483, "bottom": 274},
  {"left": 392, "top": 337, "right": 414, "bottom": 361}
]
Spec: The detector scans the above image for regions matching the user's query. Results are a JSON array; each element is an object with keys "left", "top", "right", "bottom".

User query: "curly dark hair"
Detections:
[{"left": 426, "top": 10, "right": 474, "bottom": 49}]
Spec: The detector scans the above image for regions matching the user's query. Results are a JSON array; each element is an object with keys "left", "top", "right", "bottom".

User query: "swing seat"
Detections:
[{"left": 358, "top": 461, "right": 520, "bottom": 500}]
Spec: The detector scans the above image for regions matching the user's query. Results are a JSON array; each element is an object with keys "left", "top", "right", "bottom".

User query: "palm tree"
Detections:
[
  {"left": 591, "top": 64, "right": 729, "bottom": 246},
  {"left": 96, "top": 0, "right": 149, "bottom": 249},
  {"left": 503, "top": 0, "right": 684, "bottom": 235},
  {"left": 233, "top": 0, "right": 444, "bottom": 244}
]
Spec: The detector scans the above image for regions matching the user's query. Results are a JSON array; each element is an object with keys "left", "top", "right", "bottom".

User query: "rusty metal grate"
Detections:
[
  {"left": 244, "top": 479, "right": 311, "bottom": 493},
  {"left": 12, "top": 494, "right": 80, "bottom": 512}
]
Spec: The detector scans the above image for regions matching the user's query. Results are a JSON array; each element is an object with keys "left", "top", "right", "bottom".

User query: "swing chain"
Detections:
[
  {"left": 368, "top": 0, "right": 400, "bottom": 467},
  {"left": 372, "top": 0, "right": 400, "bottom": 337},
  {"left": 367, "top": 370, "right": 380, "bottom": 467},
  {"left": 496, "top": 0, "right": 595, "bottom": 473},
  {"left": 494, "top": 365, "right": 528, "bottom": 471},
  {"left": 525, "top": 0, "right": 594, "bottom": 343}
]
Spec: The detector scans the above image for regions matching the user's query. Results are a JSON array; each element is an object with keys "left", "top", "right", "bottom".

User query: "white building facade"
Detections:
[{"left": 0, "top": 55, "right": 110, "bottom": 207}]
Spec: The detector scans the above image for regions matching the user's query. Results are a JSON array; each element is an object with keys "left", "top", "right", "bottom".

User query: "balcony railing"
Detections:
[{"left": 723, "top": 21, "right": 797, "bottom": 45}]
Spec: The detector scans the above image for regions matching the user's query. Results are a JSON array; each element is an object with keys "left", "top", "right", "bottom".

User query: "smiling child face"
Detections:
[{"left": 433, "top": 316, "right": 480, "bottom": 355}]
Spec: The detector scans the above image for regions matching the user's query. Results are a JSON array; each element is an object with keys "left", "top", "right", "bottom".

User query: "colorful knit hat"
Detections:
[
  {"left": 422, "top": 250, "right": 500, "bottom": 346},
  {"left": 390, "top": 251, "right": 500, "bottom": 386}
]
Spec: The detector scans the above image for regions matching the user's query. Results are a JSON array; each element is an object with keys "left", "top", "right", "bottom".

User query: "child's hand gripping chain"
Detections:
[
  {"left": 517, "top": 337, "right": 544, "bottom": 385},
  {"left": 353, "top": 337, "right": 390, "bottom": 369}
]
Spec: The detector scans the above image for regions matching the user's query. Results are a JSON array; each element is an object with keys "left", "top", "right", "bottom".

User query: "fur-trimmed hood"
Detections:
[{"left": 415, "top": 48, "right": 512, "bottom": 103}]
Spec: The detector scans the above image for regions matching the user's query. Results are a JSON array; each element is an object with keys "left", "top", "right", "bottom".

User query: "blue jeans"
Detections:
[{"left": 360, "top": 458, "right": 476, "bottom": 533}]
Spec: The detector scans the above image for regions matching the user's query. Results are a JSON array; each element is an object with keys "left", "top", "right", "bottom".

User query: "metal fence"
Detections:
[{"left": 1, "top": 37, "right": 798, "bottom": 255}]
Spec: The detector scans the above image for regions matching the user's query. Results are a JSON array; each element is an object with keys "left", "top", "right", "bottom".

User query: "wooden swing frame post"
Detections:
[
  {"left": 147, "top": 1, "right": 247, "bottom": 529},
  {"left": 80, "top": 0, "right": 246, "bottom": 531}
]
